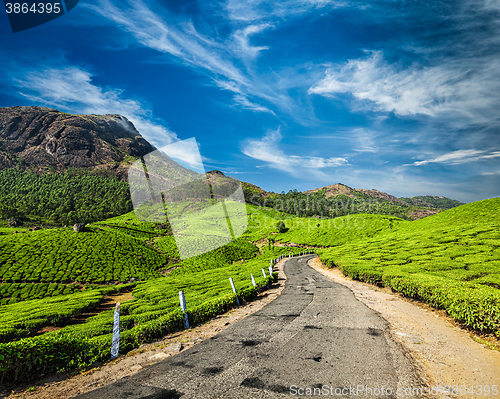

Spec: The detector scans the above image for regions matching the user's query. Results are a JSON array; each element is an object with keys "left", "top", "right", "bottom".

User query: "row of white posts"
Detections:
[{"left": 110, "top": 249, "right": 314, "bottom": 359}]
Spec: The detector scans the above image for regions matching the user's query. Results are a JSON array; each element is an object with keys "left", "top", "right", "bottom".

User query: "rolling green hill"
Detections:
[
  {"left": 318, "top": 198, "right": 500, "bottom": 336},
  {"left": 400, "top": 195, "right": 465, "bottom": 210},
  {"left": 0, "top": 195, "right": 498, "bottom": 381}
]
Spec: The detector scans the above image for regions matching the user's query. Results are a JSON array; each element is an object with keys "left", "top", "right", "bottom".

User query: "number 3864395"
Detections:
[{"left": 5, "top": 3, "right": 62, "bottom": 14}]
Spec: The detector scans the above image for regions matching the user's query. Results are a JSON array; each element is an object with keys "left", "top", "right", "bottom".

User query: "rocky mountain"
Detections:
[
  {"left": 304, "top": 183, "right": 409, "bottom": 205},
  {"left": 0, "top": 106, "right": 155, "bottom": 179}
]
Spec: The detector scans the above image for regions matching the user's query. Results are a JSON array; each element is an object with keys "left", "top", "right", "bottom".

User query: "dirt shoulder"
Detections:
[
  {"left": 4, "top": 261, "right": 288, "bottom": 399},
  {"left": 308, "top": 256, "right": 500, "bottom": 393}
]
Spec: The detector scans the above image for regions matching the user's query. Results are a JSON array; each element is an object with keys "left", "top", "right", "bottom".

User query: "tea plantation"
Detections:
[
  {"left": 0, "top": 198, "right": 499, "bottom": 382},
  {"left": 319, "top": 198, "right": 500, "bottom": 336}
]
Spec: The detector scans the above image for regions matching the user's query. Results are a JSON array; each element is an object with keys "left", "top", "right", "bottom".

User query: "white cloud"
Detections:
[
  {"left": 410, "top": 149, "right": 500, "bottom": 166},
  {"left": 232, "top": 24, "right": 272, "bottom": 59},
  {"left": 350, "top": 128, "right": 377, "bottom": 153},
  {"left": 309, "top": 50, "right": 500, "bottom": 126},
  {"left": 85, "top": 0, "right": 319, "bottom": 118},
  {"left": 233, "top": 94, "right": 276, "bottom": 114},
  {"left": 10, "top": 63, "right": 177, "bottom": 147},
  {"left": 242, "top": 127, "right": 347, "bottom": 177},
  {"left": 87, "top": 0, "right": 260, "bottom": 96},
  {"left": 87, "top": 0, "right": 280, "bottom": 113},
  {"left": 224, "top": 0, "right": 348, "bottom": 22}
]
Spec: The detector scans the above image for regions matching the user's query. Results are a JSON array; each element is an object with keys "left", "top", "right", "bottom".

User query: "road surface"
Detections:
[{"left": 76, "top": 255, "right": 424, "bottom": 398}]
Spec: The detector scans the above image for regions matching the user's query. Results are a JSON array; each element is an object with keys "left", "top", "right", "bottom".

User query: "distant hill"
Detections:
[
  {"left": 0, "top": 106, "right": 465, "bottom": 225},
  {"left": 400, "top": 195, "right": 464, "bottom": 210},
  {"left": 243, "top": 181, "right": 464, "bottom": 221}
]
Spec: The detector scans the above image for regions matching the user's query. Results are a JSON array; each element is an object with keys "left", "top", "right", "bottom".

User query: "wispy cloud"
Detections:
[
  {"left": 232, "top": 24, "right": 272, "bottom": 60},
  {"left": 409, "top": 149, "right": 500, "bottom": 166},
  {"left": 242, "top": 127, "right": 347, "bottom": 178},
  {"left": 309, "top": 50, "right": 500, "bottom": 126},
  {"left": 350, "top": 127, "right": 378, "bottom": 153},
  {"left": 224, "top": 0, "right": 348, "bottom": 22},
  {"left": 233, "top": 94, "right": 276, "bottom": 115},
  {"left": 5, "top": 61, "right": 177, "bottom": 147},
  {"left": 86, "top": 0, "right": 284, "bottom": 115}
]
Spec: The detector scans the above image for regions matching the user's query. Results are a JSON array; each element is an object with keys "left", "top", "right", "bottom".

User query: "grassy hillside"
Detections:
[
  {"left": 0, "top": 168, "right": 132, "bottom": 225},
  {"left": 319, "top": 198, "right": 500, "bottom": 335},
  {"left": 243, "top": 204, "right": 407, "bottom": 246},
  {"left": 0, "top": 202, "right": 292, "bottom": 381},
  {"left": 245, "top": 184, "right": 463, "bottom": 221},
  {"left": 400, "top": 195, "right": 465, "bottom": 210}
]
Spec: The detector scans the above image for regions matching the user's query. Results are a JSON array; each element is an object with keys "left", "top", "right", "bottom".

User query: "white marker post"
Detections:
[
  {"left": 268, "top": 265, "right": 273, "bottom": 278},
  {"left": 179, "top": 290, "right": 189, "bottom": 329},
  {"left": 110, "top": 302, "right": 120, "bottom": 360},
  {"left": 229, "top": 278, "right": 240, "bottom": 305},
  {"left": 251, "top": 273, "right": 256, "bottom": 286}
]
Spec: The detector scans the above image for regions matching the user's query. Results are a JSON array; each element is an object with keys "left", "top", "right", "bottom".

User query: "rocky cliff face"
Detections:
[{"left": 0, "top": 106, "right": 155, "bottom": 178}]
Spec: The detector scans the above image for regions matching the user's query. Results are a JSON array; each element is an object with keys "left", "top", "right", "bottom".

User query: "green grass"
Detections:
[
  {"left": 0, "top": 227, "right": 30, "bottom": 235},
  {"left": 243, "top": 204, "right": 406, "bottom": 246},
  {"left": 0, "top": 290, "right": 104, "bottom": 342}
]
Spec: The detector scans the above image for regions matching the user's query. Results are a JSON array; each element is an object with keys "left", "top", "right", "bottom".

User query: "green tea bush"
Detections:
[
  {"left": 0, "top": 272, "right": 276, "bottom": 381},
  {"left": 319, "top": 198, "right": 500, "bottom": 336}
]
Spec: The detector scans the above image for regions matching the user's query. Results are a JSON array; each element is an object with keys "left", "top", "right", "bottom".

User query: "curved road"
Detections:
[{"left": 77, "top": 255, "right": 424, "bottom": 398}]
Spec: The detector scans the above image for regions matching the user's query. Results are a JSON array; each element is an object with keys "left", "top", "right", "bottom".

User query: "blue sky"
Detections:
[{"left": 1, "top": 0, "right": 500, "bottom": 202}]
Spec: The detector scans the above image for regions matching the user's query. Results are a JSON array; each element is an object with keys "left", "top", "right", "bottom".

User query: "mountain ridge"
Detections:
[
  {"left": 0, "top": 106, "right": 464, "bottom": 223},
  {"left": 0, "top": 106, "right": 154, "bottom": 179}
]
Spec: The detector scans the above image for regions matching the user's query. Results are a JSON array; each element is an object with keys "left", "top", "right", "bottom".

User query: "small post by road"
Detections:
[
  {"left": 268, "top": 265, "right": 273, "bottom": 278},
  {"left": 262, "top": 268, "right": 269, "bottom": 288},
  {"left": 251, "top": 273, "right": 256, "bottom": 287},
  {"left": 110, "top": 302, "right": 120, "bottom": 360},
  {"left": 229, "top": 277, "right": 240, "bottom": 305},
  {"left": 179, "top": 290, "right": 189, "bottom": 329}
]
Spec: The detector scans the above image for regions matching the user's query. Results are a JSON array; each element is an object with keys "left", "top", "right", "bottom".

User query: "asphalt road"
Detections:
[{"left": 76, "top": 255, "right": 425, "bottom": 398}]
